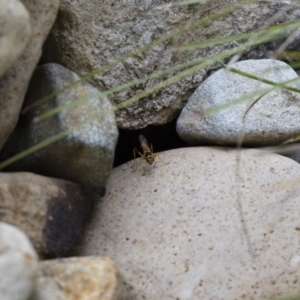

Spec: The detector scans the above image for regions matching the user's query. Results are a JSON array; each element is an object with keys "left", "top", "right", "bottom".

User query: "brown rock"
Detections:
[
  {"left": 0, "top": 172, "right": 91, "bottom": 257},
  {"left": 30, "top": 257, "right": 123, "bottom": 300}
]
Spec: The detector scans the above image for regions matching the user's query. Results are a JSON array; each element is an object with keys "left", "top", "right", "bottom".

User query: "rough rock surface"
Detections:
[
  {"left": 0, "top": 172, "right": 91, "bottom": 257},
  {"left": 77, "top": 147, "right": 300, "bottom": 300},
  {"left": 1, "top": 63, "right": 118, "bottom": 194},
  {"left": 0, "top": 0, "right": 31, "bottom": 77},
  {"left": 42, "top": 1, "right": 300, "bottom": 129},
  {"left": 0, "top": 0, "right": 59, "bottom": 150},
  {"left": 177, "top": 59, "right": 300, "bottom": 146},
  {"left": 0, "top": 222, "right": 38, "bottom": 300},
  {"left": 30, "top": 257, "right": 123, "bottom": 300}
]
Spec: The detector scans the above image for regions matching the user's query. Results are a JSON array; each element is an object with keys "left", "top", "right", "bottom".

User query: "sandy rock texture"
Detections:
[
  {"left": 30, "top": 257, "right": 123, "bottom": 300},
  {"left": 0, "top": 222, "right": 38, "bottom": 300},
  {"left": 42, "top": 1, "right": 300, "bottom": 129},
  {"left": 0, "top": 172, "right": 91, "bottom": 257},
  {"left": 177, "top": 59, "right": 300, "bottom": 146},
  {"left": 0, "top": 0, "right": 31, "bottom": 77},
  {"left": 77, "top": 147, "right": 300, "bottom": 300},
  {"left": 0, "top": 0, "right": 59, "bottom": 150},
  {"left": 1, "top": 63, "right": 118, "bottom": 194}
]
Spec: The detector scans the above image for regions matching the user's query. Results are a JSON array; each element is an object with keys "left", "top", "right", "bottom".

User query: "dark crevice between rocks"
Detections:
[{"left": 113, "top": 118, "right": 189, "bottom": 167}]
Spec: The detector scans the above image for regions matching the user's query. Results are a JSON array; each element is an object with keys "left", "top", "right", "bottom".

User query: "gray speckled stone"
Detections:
[
  {"left": 77, "top": 147, "right": 300, "bottom": 300},
  {"left": 42, "top": 1, "right": 300, "bottom": 129},
  {"left": 177, "top": 59, "right": 300, "bottom": 146}
]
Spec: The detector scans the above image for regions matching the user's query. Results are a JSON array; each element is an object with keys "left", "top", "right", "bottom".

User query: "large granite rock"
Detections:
[{"left": 42, "top": 1, "right": 300, "bottom": 129}]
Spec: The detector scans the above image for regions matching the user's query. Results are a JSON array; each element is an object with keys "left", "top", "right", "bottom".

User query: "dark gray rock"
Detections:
[{"left": 0, "top": 63, "right": 118, "bottom": 194}]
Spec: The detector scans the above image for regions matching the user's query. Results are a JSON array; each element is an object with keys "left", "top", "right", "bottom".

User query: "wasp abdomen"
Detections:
[{"left": 139, "top": 135, "right": 146, "bottom": 143}]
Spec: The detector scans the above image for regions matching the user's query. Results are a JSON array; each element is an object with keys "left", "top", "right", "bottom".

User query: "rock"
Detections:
[
  {"left": 0, "top": 222, "right": 38, "bottom": 300},
  {"left": 1, "top": 63, "right": 118, "bottom": 194},
  {"left": 0, "top": 172, "right": 92, "bottom": 257},
  {"left": 177, "top": 59, "right": 300, "bottom": 146},
  {"left": 0, "top": 0, "right": 31, "bottom": 77},
  {"left": 76, "top": 147, "right": 300, "bottom": 300},
  {"left": 30, "top": 257, "right": 123, "bottom": 300},
  {"left": 283, "top": 145, "right": 300, "bottom": 166},
  {"left": 0, "top": 0, "right": 59, "bottom": 150},
  {"left": 42, "top": 1, "right": 300, "bottom": 129}
]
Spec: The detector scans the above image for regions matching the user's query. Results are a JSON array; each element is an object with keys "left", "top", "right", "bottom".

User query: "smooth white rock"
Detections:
[
  {"left": 77, "top": 147, "right": 300, "bottom": 300},
  {"left": 177, "top": 59, "right": 300, "bottom": 146},
  {"left": 0, "top": 222, "right": 38, "bottom": 300}
]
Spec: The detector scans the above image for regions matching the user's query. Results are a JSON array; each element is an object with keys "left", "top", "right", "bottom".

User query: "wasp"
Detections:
[{"left": 133, "top": 135, "right": 159, "bottom": 174}]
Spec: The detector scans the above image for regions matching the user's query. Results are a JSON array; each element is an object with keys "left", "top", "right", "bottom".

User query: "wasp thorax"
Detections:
[
  {"left": 133, "top": 135, "right": 159, "bottom": 174},
  {"left": 146, "top": 154, "right": 154, "bottom": 165}
]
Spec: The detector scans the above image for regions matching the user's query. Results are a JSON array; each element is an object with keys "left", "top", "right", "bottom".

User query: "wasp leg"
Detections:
[
  {"left": 150, "top": 144, "right": 164, "bottom": 162},
  {"left": 134, "top": 148, "right": 147, "bottom": 176},
  {"left": 142, "top": 164, "right": 146, "bottom": 176},
  {"left": 155, "top": 152, "right": 165, "bottom": 163},
  {"left": 132, "top": 148, "right": 144, "bottom": 171}
]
